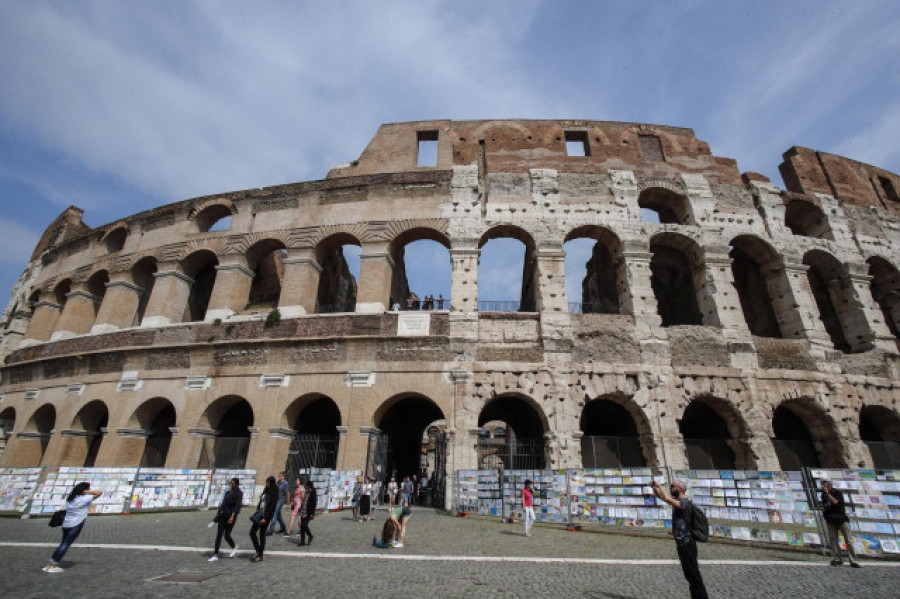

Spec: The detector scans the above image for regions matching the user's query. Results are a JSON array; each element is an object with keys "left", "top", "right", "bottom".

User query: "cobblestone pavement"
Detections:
[{"left": 1, "top": 507, "right": 898, "bottom": 598}]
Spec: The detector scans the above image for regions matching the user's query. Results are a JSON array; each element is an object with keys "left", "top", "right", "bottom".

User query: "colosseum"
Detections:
[{"left": 1, "top": 119, "right": 900, "bottom": 505}]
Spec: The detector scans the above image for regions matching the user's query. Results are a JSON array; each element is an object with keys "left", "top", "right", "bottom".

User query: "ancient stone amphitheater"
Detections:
[{"left": 1, "top": 120, "right": 899, "bottom": 499}]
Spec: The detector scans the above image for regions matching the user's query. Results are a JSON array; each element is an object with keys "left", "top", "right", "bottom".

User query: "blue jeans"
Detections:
[
  {"left": 51, "top": 522, "right": 84, "bottom": 565},
  {"left": 267, "top": 499, "right": 286, "bottom": 533}
]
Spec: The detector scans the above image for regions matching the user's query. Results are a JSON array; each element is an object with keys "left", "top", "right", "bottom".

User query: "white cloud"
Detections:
[{"left": 0, "top": 219, "right": 39, "bottom": 265}]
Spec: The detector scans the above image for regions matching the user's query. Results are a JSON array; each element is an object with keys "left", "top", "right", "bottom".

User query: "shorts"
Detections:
[{"left": 398, "top": 506, "right": 411, "bottom": 519}]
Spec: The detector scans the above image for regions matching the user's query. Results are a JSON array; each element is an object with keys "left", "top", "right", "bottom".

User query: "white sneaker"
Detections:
[
  {"left": 392, "top": 542, "right": 404, "bottom": 548},
  {"left": 208, "top": 555, "right": 219, "bottom": 562},
  {"left": 45, "top": 565, "right": 64, "bottom": 573},
  {"left": 229, "top": 546, "right": 238, "bottom": 558}
]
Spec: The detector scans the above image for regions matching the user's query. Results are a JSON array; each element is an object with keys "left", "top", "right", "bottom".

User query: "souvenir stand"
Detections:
[
  {"left": 128, "top": 468, "right": 210, "bottom": 511},
  {"left": 30, "top": 467, "right": 137, "bottom": 515},
  {"left": 568, "top": 468, "right": 666, "bottom": 530},
  {"left": 207, "top": 469, "right": 257, "bottom": 507},
  {"left": 0, "top": 467, "right": 42, "bottom": 514}
]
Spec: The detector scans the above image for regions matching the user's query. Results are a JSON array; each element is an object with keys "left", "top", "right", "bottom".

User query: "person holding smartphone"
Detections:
[{"left": 651, "top": 478, "right": 708, "bottom": 599}]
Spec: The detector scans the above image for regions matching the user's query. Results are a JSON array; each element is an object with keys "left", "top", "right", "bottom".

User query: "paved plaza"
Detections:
[{"left": 1, "top": 507, "right": 898, "bottom": 598}]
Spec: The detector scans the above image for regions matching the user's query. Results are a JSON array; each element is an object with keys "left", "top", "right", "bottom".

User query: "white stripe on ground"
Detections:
[{"left": 1, "top": 542, "right": 899, "bottom": 566}]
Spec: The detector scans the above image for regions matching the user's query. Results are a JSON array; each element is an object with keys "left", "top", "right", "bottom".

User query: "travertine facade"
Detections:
[{"left": 2, "top": 120, "right": 900, "bottom": 496}]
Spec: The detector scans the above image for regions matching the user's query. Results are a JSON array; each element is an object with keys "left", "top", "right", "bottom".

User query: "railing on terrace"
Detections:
[{"left": 477, "top": 301, "right": 522, "bottom": 312}]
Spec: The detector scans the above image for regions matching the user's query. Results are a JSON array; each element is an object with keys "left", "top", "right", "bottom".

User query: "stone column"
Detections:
[
  {"left": 842, "top": 262, "right": 895, "bottom": 352},
  {"left": 110, "top": 428, "right": 151, "bottom": 466},
  {"left": 620, "top": 246, "right": 663, "bottom": 339},
  {"left": 763, "top": 262, "right": 833, "bottom": 352},
  {"left": 278, "top": 247, "right": 320, "bottom": 318},
  {"left": 140, "top": 267, "right": 194, "bottom": 328},
  {"left": 22, "top": 299, "right": 62, "bottom": 343},
  {"left": 356, "top": 242, "right": 393, "bottom": 313},
  {"left": 91, "top": 275, "right": 144, "bottom": 334},
  {"left": 205, "top": 257, "right": 255, "bottom": 321},
  {"left": 536, "top": 246, "right": 572, "bottom": 351},
  {"left": 51, "top": 285, "right": 101, "bottom": 340},
  {"left": 694, "top": 250, "right": 747, "bottom": 332}
]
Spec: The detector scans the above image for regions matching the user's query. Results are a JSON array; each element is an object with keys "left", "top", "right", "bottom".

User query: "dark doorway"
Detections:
[
  {"left": 377, "top": 396, "right": 444, "bottom": 480},
  {"left": 580, "top": 399, "right": 645, "bottom": 467},
  {"left": 680, "top": 402, "right": 736, "bottom": 469},
  {"left": 477, "top": 396, "right": 545, "bottom": 469},
  {"left": 772, "top": 406, "right": 819, "bottom": 470},
  {"left": 140, "top": 403, "right": 175, "bottom": 468}
]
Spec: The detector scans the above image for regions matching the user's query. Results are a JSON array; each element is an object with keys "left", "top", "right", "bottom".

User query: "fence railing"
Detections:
[
  {"left": 580, "top": 435, "right": 646, "bottom": 468},
  {"left": 477, "top": 301, "right": 522, "bottom": 312}
]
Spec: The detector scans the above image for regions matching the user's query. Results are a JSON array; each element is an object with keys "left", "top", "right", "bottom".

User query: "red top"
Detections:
[{"left": 522, "top": 486, "right": 533, "bottom": 507}]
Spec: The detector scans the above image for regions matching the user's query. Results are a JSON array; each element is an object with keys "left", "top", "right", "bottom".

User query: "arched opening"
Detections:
[
  {"left": 53, "top": 279, "right": 71, "bottom": 310},
  {"left": 182, "top": 250, "right": 219, "bottom": 322},
  {"left": 68, "top": 400, "right": 109, "bottom": 467},
  {"left": 785, "top": 199, "right": 833, "bottom": 240},
  {"left": 199, "top": 396, "right": 254, "bottom": 469},
  {"left": 375, "top": 395, "right": 445, "bottom": 482},
  {"left": 103, "top": 227, "right": 128, "bottom": 253},
  {"left": 389, "top": 229, "right": 451, "bottom": 311},
  {"left": 131, "top": 257, "right": 158, "bottom": 326},
  {"left": 24, "top": 404, "right": 55, "bottom": 466},
  {"left": 638, "top": 187, "right": 694, "bottom": 225},
  {"left": 679, "top": 399, "right": 753, "bottom": 470},
  {"left": 195, "top": 204, "right": 234, "bottom": 233},
  {"left": 649, "top": 235, "right": 703, "bottom": 326},
  {"left": 315, "top": 234, "right": 360, "bottom": 313},
  {"left": 478, "top": 226, "right": 537, "bottom": 312},
  {"left": 730, "top": 236, "right": 782, "bottom": 338},
  {"left": 477, "top": 395, "right": 546, "bottom": 469},
  {"left": 0, "top": 407, "right": 15, "bottom": 459},
  {"left": 859, "top": 405, "right": 900, "bottom": 469},
  {"left": 284, "top": 395, "right": 341, "bottom": 473},
  {"left": 132, "top": 398, "right": 176, "bottom": 468},
  {"left": 564, "top": 227, "right": 624, "bottom": 314},
  {"left": 580, "top": 397, "right": 647, "bottom": 467},
  {"left": 867, "top": 256, "right": 900, "bottom": 339},
  {"left": 246, "top": 240, "right": 287, "bottom": 313},
  {"left": 772, "top": 400, "right": 845, "bottom": 469},
  {"left": 86, "top": 270, "right": 109, "bottom": 326},
  {"left": 804, "top": 250, "right": 868, "bottom": 353}
]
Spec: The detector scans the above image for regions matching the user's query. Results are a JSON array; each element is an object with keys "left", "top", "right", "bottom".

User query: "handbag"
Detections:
[
  {"left": 49, "top": 509, "right": 66, "bottom": 527},
  {"left": 249, "top": 509, "right": 264, "bottom": 524}
]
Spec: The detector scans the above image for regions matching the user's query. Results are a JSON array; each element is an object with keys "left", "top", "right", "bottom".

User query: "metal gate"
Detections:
[
  {"left": 284, "top": 433, "right": 339, "bottom": 481},
  {"left": 430, "top": 430, "right": 448, "bottom": 506},
  {"left": 365, "top": 429, "right": 389, "bottom": 483},
  {"left": 477, "top": 437, "right": 545, "bottom": 470}
]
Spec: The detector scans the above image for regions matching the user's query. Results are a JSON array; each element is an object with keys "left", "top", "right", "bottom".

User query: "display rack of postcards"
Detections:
[
  {"left": 207, "top": 469, "right": 257, "bottom": 507},
  {"left": 455, "top": 470, "right": 481, "bottom": 514},
  {"left": 810, "top": 468, "right": 900, "bottom": 556},
  {"left": 474, "top": 470, "right": 503, "bottom": 516},
  {"left": 30, "top": 467, "right": 137, "bottom": 516},
  {"left": 504, "top": 470, "right": 569, "bottom": 523},
  {"left": 568, "top": 468, "right": 666, "bottom": 531},
  {"left": 676, "top": 470, "right": 821, "bottom": 548},
  {"left": 0, "top": 467, "right": 43, "bottom": 513},
  {"left": 323, "top": 469, "right": 357, "bottom": 511},
  {"left": 129, "top": 468, "right": 210, "bottom": 511}
]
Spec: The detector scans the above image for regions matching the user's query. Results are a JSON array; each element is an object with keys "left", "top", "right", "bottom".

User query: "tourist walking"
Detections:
[
  {"left": 351, "top": 475, "right": 363, "bottom": 521},
  {"left": 522, "top": 479, "right": 535, "bottom": 538},
  {"left": 387, "top": 477, "right": 398, "bottom": 507},
  {"left": 249, "top": 476, "right": 278, "bottom": 562},
  {"left": 267, "top": 471, "right": 290, "bottom": 535},
  {"left": 401, "top": 476, "right": 413, "bottom": 506},
  {"left": 299, "top": 480, "right": 318, "bottom": 546},
  {"left": 359, "top": 477, "right": 373, "bottom": 522},
  {"left": 821, "top": 479, "right": 862, "bottom": 567},
  {"left": 651, "top": 479, "right": 708, "bottom": 599},
  {"left": 43, "top": 482, "right": 102, "bottom": 573},
  {"left": 209, "top": 477, "right": 243, "bottom": 561},
  {"left": 286, "top": 477, "right": 306, "bottom": 536}
]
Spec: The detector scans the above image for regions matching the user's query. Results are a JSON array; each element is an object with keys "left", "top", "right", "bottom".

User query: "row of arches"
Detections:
[
  {"left": 4, "top": 391, "right": 899, "bottom": 473},
  {"left": 27, "top": 222, "right": 900, "bottom": 356}
]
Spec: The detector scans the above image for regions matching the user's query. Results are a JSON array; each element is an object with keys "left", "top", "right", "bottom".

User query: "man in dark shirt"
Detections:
[
  {"left": 267, "top": 472, "right": 290, "bottom": 536},
  {"left": 820, "top": 479, "right": 861, "bottom": 567},
  {"left": 651, "top": 479, "right": 708, "bottom": 599}
]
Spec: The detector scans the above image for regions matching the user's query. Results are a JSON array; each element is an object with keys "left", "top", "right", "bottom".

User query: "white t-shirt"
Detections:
[{"left": 62, "top": 494, "right": 95, "bottom": 528}]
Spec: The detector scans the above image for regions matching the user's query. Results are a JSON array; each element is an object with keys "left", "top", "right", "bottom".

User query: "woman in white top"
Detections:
[
  {"left": 387, "top": 477, "right": 398, "bottom": 507},
  {"left": 44, "top": 482, "right": 102, "bottom": 573}
]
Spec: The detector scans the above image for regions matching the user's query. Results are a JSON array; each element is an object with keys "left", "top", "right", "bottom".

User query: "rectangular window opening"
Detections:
[
  {"left": 565, "top": 131, "right": 590, "bottom": 157},
  {"left": 639, "top": 134, "right": 665, "bottom": 162},
  {"left": 417, "top": 130, "right": 439, "bottom": 167}
]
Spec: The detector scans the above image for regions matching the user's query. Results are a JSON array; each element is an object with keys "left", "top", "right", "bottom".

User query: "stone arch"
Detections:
[
  {"left": 314, "top": 233, "right": 360, "bottom": 313},
  {"left": 859, "top": 404, "right": 900, "bottom": 469},
  {"left": 244, "top": 238, "right": 288, "bottom": 311},
  {"left": 388, "top": 226, "right": 452, "bottom": 311},
  {"left": 181, "top": 249, "right": 219, "bottom": 322},
  {"left": 580, "top": 394, "right": 653, "bottom": 467},
  {"left": 51, "top": 278, "right": 71, "bottom": 307},
  {"left": 282, "top": 394, "right": 342, "bottom": 470},
  {"left": 638, "top": 184, "right": 694, "bottom": 225},
  {"left": 785, "top": 197, "right": 833, "bottom": 240},
  {"left": 100, "top": 223, "right": 129, "bottom": 253},
  {"left": 199, "top": 395, "right": 254, "bottom": 469},
  {"left": 772, "top": 398, "right": 845, "bottom": 469},
  {"left": 21, "top": 403, "right": 55, "bottom": 466},
  {"left": 0, "top": 407, "right": 15, "bottom": 459},
  {"left": 375, "top": 393, "right": 446, "bottom": 479},
  {"left": 649, "top": 232, "right": 704, "bottom": 326},
  {"left": 131, "top": 256, "right": 158, "bottom": 326},
  {"left": 128, "top": 397, "right": 176, "bottom": 468},
  {"left": 804, "top": 250, "right": 869, "bottom": 352},
  {"left": 564, "top": 225, "right": 625, "bottom": 314},
  {"left": 679, "top": 395, "right": 756, "bottom": 469},
  {"left": 478, "top": 225, "right": 538, "bottom": 312},
  {"left": 729, "top": 235, "right": 783, "bottom": 338},
  {"left": 866, "top": 255, "right": 900, "bottom": 338},
  {"left": 190, "top": 199, "right": 237, "bottom": 232},
  {"left": 63, "top": 399, "right": 109, "bottom": 467},
  {"left": 477, "top": 393, "right": 547, "bottom": 469}
]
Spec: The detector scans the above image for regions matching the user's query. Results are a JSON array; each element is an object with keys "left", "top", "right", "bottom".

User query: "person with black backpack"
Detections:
[{"left": 651, "top": 479, "right": 708, "bottom": 599}]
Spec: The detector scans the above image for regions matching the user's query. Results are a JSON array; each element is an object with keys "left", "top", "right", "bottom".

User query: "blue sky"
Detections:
[{"left": 1, "top": 1, "right": 899, "bottom": 309}]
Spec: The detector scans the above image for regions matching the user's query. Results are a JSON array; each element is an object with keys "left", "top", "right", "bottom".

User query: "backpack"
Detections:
[{"left": 690, "top": 503, "right": 709, "bottom": 543}]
